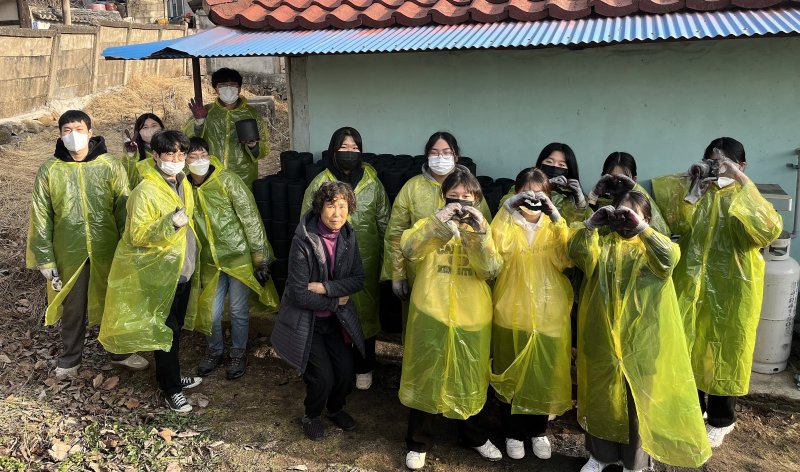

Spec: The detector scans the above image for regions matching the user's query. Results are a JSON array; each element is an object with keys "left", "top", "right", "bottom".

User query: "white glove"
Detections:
[
  {"left": 435, "top": 202, "right": 462, "bottom": 223},
  {"left": 171, "top": 207, "right": 189, "bottom": 228},
  {"left": 40, "top": 268, "right": 58, "bottom": 281},
  {"left": 392, "top": 280, "right": 410, "bottom": 300},
  {"left": 502, "top": 192, "right": 529, "bottom": 213}
]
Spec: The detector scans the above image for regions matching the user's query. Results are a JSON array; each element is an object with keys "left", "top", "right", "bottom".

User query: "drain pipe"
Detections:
[{"left": 787, "top": 148, "right": 800, "bottom": 238}]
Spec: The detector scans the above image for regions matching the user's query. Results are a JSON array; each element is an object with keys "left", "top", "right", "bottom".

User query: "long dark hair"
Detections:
[
  {"left": 535, "top": 142, "right": 579, "bottom": 180},
  {"left": 424, "top": 131, "right": 460, "bottom": 158},
  {"left": 133, "top": 113, "right": 164, "bottom": 159},
  {"left": 327, "top": 127, "right": 363, "bottom": 156},
  {"left": 602, "top": 152, "right": 637, "bottom": 179},
  {"left": 514, "top": 167, "right": 551, "bottom": 195},
  {"left": 703, "top": 137, "right": 745, "bottom": 163}
]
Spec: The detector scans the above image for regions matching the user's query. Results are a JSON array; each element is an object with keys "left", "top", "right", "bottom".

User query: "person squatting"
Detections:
[{"left": 27, "top": 71, "right": 782, "bottom": 471}]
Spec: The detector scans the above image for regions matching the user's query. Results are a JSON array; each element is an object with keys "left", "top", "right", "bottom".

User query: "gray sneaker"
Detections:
[
  {"left": 226, "top": 348, "right": 247, "bottom": 380},
  {"left": 197, "top": 352, "right": 223, "bottom": 377}
]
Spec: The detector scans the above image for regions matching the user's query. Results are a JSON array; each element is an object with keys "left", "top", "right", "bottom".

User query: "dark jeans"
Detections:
[
  {"left": 698, "top": 390, "right": 737, "bottom": 427},
  {"left": 154, "top": 281, "right": 191, "bottom": 395},
  {"left": 585, "top": 382, "right": 651, "bottom": 471},
  {"left": 353, "top": 335, "right": 376, "bottom": 374},
  {"left": 59, "top": 263, "right": 127, "bottom": 368},
  {"left": 499, "top": 401, "right": 548, "bottom": 441},
  {"left": 303, "top": 316, "right": 355, "bottom": 418},
  {"left": 406, "top": 407, "right": 489, "bottom": 453}
]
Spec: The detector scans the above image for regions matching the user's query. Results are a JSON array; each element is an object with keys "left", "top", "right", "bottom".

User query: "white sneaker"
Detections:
[
  {"left": 355, "top": 371, "right": 373, "bottom": 390},
  {"left": 54, "top": 365, "right": 79, "bottom": 381},
  {"left": 505, "top": 438, "right": 525, "bottom": 459},
  {"left": 111, "top": 353, "right": 149, "bottom": 370},
  {"left": 580, "top": 456, "right": 610, "bottom": 472},
  {"left": 531, "top": 436, "right": 552, "bottom": 459},
  {"left": 473, "top": 439, "right": 502, "bottom": 461},
  {"left": 405, "top": 451, "right": 426, "bottom": 470},
  {"left": 706, "top": 423, "right": 735, "bottom": 448}
]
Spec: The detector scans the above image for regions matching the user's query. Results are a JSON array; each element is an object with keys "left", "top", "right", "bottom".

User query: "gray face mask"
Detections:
[{"left": 218, "top": 86, "right": 239, "bottom": 105}]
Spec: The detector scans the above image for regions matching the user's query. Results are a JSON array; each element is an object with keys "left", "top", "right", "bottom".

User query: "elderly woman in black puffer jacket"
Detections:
[{"left": 271, "top": 181, "right": 365, "bottom": 441}]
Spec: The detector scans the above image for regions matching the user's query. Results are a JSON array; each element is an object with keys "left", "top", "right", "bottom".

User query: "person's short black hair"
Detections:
[
  {"left": 602, "top": 151, "right": 637, "bottom": 179},
  {"left": 441, "top": 167, "right": 484, "bottom": 203},
  {"left": 58, "top": 110, "right": 91, "bottom": 131},
  {"left": 613, "top": 191, "right": 652, "bottom": 223},
  {"left": 151, "top": 130, "right": 189, "bottom": 154},
  {"left": 514, "top": 167, "right": 551, "bottom": 195},
  {"left": 327, "top": 127, "right": 363, "bottom": 156},
  {"left": 211, "top": 68, "right": 243, "bottom": 88},
  {"left": 312, "top": 181, "right": 357, "bottom": 215},
  {"left": 703, "top": 137, "right": 746, "bottom": 163},
  {"left": 424, "top": 131, "right": 460, "bottom": 158},
  {"left": 188, "top": 136, "right": 210, "bottom": 154},
  {"left": 535, "top": 142, "right": 580, "bottom": 180}
]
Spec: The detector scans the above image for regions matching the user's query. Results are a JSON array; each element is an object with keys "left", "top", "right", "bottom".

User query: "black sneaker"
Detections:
[
  {"left": 302, "top": 415, "right": 325, "bottom": 441},
  {"left": 180, "top": 376, "right": 202, "bottom": 390},
  {"left": 226, "top": 349, "right": 247, "bottom": 380},
  {"left": 327, "top": 410, "right": 356, "bottom": 431},
  {"left": 197, "top": 352, "right": 223, "bottom": 377},
  {"left": 165, "top": 392, "right": 192, "bottom": 413}
]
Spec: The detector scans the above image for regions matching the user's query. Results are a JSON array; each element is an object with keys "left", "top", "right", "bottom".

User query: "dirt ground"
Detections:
[{"left": 1, "top": 76, "right": 799, "bottom": 471}]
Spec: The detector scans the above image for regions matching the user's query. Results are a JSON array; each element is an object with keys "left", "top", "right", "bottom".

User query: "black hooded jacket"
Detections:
[{"left": 54, "top": 136, "right": 108, "bottom": 163}]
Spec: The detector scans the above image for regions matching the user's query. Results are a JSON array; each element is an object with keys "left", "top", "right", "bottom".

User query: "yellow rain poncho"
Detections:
[
  {"left": 501, "top": 187, "right": 590, "bottom": 224},
  {"left": 119, "top": 149, "right": 152, "bottom": 189},
  {"left": 398, "top": 216, "right": 501, "bottom": 419},
  {"left": 651, "top": 175, "right": 782, "bottom": 395},
  {"left": 184, "top": 97, "right": 269, "bottom": 187},
  {"left": 593, "top": 183, "right": 670, "bottom": 236},
  {"left": 193, "top": 156, "right": 279, "bottom": 319},
  {"left": 381, "top": 167, "right": 492, "bottom": 284},
  {"left": 489, "top": 208, "right": 574, "bottom": 415},
  {"left": 567, "top": 224, "right": 711, "bottom": 468},
  {"left": 301, "top": 164, "right": 390, "bottom": 338},
  {"left": 26, "top": 152, "right": 128, "bottom": 326},
  {"left": 99, "top": 163, "right": 209, "bottom": 354}
]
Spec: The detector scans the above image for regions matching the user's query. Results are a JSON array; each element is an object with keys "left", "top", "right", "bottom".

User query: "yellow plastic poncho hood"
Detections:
[
  {"left": 489, "top": 208, "right": 574, "bottom": 415},
  {"left": 193, "top": 157, "right": 279, "bottom": 317},
  {"left": 398, "top": 216, "right": 501, "bottom": 419},
  {"left": 652, "top": 175, "right": 782, "bottom": 395},
  {"left": 184, "top": 97, "right": 269, "bottom": 187},
  {"left": 301, "top": 164, "right": 390, "bottom": 338},
  {"left": 26, "top": 150, "right": 128, "bottom": 326},
  {"left": 99, "top": 164, "right": 209, "bottom": 354},
  {"left": 568, "top": 224, "right": 711, "bottom": 468}
]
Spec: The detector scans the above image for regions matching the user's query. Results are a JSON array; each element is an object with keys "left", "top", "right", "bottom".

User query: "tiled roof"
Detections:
[
  {"left": 204, "top": 0, "right": 797, "bottom": 30},
  {"left": 31, "top": 7, "right": 123, "bottom": 25}
]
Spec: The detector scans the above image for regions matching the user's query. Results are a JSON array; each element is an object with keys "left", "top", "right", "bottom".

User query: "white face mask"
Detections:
[
  {"left": 62, "top": 131, "right": 89, "bottom": 153},
  {"left": 716, "top": 177, "right": 735, "bottom": 188},
  {"left": 218, "top": 86, "right": 240, "bottom": 105},
  {"left": 158, "top": 158, "right": 185, "bottom": 176},
  {"left": 187, "top": 158, "right": 210, "bottom": 176},
  {"left": 138, "top": 128, "right": 160, "bottom": 144},
  {"left": 428, "top": 155, "right": 455, "bottom": 176}
]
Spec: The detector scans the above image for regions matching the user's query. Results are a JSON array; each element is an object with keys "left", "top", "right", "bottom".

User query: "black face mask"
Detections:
[
  {"left": 540, "top": 164, "right": 568, "bottom": 179},
  {"left": 334, "top": 151, "right": 362, "bottom": 172}
]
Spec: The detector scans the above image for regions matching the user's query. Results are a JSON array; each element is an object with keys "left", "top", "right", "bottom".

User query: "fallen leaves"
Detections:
[
  {"left": 100, "top": 375, "right": 119, "bottom": 390},
  {"left": 188, "top": 393, "right": 209, "bottom": 408},
  {"left": 0, "top": 353, "right": 11, "bottom": 363},
  {"left": 157, "top": 427, "right": 176, "bottom": 443}
]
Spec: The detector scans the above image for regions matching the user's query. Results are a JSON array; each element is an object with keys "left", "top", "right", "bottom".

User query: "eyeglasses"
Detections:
[
  {"left": 428, "top": 152, "right": 454, "bottom": 158},
  {"left": 161, "top": 151, "right": 186, "bottom": 161}
]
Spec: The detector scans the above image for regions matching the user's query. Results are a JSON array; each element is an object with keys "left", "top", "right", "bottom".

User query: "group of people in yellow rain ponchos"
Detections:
[
  {"left": 26, "top": 68, "right": 277, "bottom": 414},
  {"left": 27, "top": 83, "right": 783, "bottom": 471}
]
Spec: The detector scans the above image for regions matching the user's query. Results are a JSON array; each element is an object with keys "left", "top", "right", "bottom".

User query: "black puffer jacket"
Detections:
[{"left": 271, "top": 211, "right": 366, "bottom": 372}]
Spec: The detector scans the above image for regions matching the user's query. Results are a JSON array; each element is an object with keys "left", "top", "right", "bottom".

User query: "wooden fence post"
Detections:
[
  {"left": 91, "top": 26, "right": 102, "bottom": 93},
  {"left": 46, "top": 30, "right": 61, "bottom": 102},
  {"left": 122, "top": 25, "right": 133, "bottom": 85},
  {"left": 155, "top": 27, "right": 164, "bottom": 76}
]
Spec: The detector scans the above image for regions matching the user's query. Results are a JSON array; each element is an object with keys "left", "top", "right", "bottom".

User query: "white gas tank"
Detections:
[{"left": 753, "top": 234, "right": 800, "bottom": 374}]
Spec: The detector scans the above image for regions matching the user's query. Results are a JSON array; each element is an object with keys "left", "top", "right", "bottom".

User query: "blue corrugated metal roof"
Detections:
[{"left": 103, "top": 7, "right": 800, "bottom": 59}]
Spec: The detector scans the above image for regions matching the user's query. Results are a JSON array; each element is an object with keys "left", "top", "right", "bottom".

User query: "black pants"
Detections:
[
  {"left": 353, "top": 335, "right": 376, "bottom": 374},
  {"left": 406, "top": 408, "right": 489, "bottom": 453},
  {"left": 59, "top": 263, "right": 127, "bottom": 368},
  {"left": 585, "top": 382, "right": 651, "bottom": 470},
  {"left": 698, "top": 390, "right": 736, "bottom": 427},
  {"left": 154, "top": 281, "right": 191, "bottom": 395},
  {"left": 499, "top": 401, "right": 548, "bottom": 441},
  {"left": 303, "top": 316, "right": 355, "bottom": 418}
]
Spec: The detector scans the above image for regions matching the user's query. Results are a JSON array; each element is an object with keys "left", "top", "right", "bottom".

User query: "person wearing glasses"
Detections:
[{"left": 100, "top": 130, "right": 209, "bottom": 413}]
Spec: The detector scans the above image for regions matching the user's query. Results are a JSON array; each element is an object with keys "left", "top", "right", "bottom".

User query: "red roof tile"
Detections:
[{"left": 204, "top": 0, "right": 798, "bottom": 31}]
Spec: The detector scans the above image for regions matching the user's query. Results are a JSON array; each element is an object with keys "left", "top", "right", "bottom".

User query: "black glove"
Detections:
[{"left": 254, "top": 263, "right": 271, "bottom": 285}]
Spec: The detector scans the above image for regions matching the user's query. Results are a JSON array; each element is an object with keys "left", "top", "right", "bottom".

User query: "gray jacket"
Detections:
[{"left": 270, "top": 211, "right": 366, "bottom": 372}]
